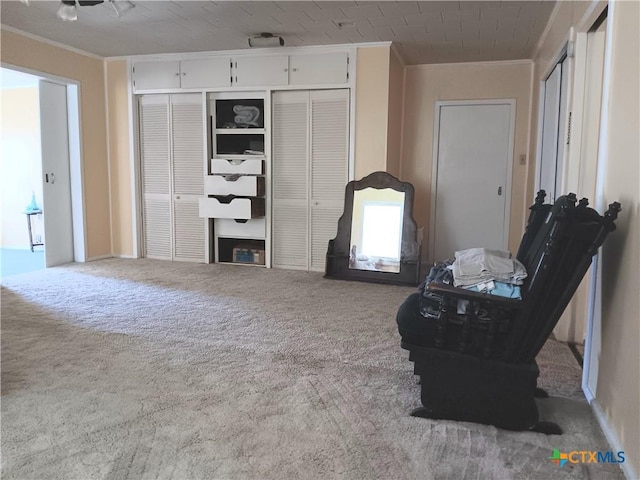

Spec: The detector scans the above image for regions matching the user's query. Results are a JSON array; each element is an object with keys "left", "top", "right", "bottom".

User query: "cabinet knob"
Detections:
[
  {"left": 175, "top": 73, "right": 180, "bottom": 76},
  {"left": 182, "top": 72, "right": 186, "bottom": 76},
  {"left": 284, "top": 68, "right": 288, "bottom": 72},
  {"left": 292, "top": 68, "right": 298, "bottom": 72}
]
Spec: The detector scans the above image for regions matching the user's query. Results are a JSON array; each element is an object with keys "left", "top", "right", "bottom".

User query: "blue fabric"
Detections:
[{"left": 466, "top": 281, "right": 522, "bottom": 300}]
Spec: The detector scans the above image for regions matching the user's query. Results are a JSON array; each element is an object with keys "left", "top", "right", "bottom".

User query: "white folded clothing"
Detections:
[{"left": 452, "top": 247, "right": 527, "bottom": 287}]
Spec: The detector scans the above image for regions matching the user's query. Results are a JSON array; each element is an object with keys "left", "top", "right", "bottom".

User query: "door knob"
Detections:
[{"left": 497, "top": 186, "right": 502, "bottom": 196}]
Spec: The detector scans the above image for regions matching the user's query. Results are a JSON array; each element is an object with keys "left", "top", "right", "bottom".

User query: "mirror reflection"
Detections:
[{"left": 349, "top": 188, "right": 405, "bottom": 273}]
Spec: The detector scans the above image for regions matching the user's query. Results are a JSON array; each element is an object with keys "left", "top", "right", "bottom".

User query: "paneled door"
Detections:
[
  {"left": 139, "top": 93, "right": 205, "bottom": 262},
  {"left": 272, "top": 89, "right": 349, "bottom": 271},
  {"left": 431, "top": 101, "right": 515, "bottom": 262}
]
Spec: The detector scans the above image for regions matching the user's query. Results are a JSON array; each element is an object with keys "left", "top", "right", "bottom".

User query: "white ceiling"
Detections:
[{"left": 0, "top": 1, "right": 557, "bottom": 65}]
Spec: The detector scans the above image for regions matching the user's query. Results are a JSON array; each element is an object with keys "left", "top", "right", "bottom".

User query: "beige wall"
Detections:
[
  {"left": 401, "top": 61, "right": 533, "bottom": 257},
  {"left": 0, "top": 87, "right": 43, "bottom": 247},
  {"left": 1, "top": 29, "right": 111, "bottom": 259},
  {"left": 595, "top": 0, "right": 640, "bottom": 475},
  {"left": 354, "top": 47, "right": 390, "bottom": 179},
  {"left": 530, "top": 0, "right": 640, "bottom": 474},
  {"left": 106, "top": 60, "right": 133, "bottom": 257},
  {"left": 386, "top": 48, "right": 404, "bottom": 178}
]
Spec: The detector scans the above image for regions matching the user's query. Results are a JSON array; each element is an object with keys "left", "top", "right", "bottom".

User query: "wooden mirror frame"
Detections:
[{"left": 325, "top": 171, "right": 421, "bottom": 286}]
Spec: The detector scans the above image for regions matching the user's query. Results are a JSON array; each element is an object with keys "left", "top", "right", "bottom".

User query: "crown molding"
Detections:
[
  {"left": 0, "top": 24, "right": 104, "bottom": 60},
  {"left": 106, "top": 41, "right": 391, "bottom": 61},
  {"left": 390, "top": 42, "right": 407, "bottom": 68},
  {"left": 407, "top": 59, "right": 534, "bottom": 69}
]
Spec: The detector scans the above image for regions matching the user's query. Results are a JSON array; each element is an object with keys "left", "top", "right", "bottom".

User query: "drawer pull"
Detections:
[
  {"left": 223, "top": 175, "right": 240, "bottom": 182},
  {"left": 213, "top": 194, "right": 235, "bottom": 204}
]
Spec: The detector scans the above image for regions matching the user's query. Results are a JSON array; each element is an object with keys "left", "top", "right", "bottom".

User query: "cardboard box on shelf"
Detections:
[{"left": 232, "top": 244, "right": 265, "bottom": 265}]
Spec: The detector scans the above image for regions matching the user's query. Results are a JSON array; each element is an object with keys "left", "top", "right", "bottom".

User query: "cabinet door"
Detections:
[
  {"left": 180, "top": 58, "right": 231, "bottom": 89},
  {"left": 309, "top": 89, "right": 349, "bottom": 271},
  {"left": 289, "top": 53, "right": 349, "bottom": 85},
  {"left": 171, "top": 94, "right": 205, "bottom": 262},
  {"left": 234, "top": 56, "right": 289, "bottom": 87},
  {"left": 133, "top": 61, "right": 181, "bottom": 90},
  {"left": 139, "top": 95, "right": 172, "bottom": 259},
  {"left": 272, "top": 91, "right": 309, "bottom": 269}
]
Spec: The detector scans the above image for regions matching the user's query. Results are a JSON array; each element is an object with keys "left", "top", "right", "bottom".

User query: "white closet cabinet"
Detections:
[
  {"left": 134, "top": 61, "right": 180, "bottom": 90},
  {"left": 139, "top": 94, "right": 205, "bottom": 262},
  {"left": 134, "top": 58, "right": 231, "bottom": 91},
  {"left": 180, "top": 58, "right": 231, "bottom": 89},
  {"left": 233, "top": 56, "right": 289, "bottom": 87},
  {"left": 272, "top": 89, "right": 349, "bottom": 271},
  {"left": 289, "top": 52, "right": 349, "bottom": 85}
]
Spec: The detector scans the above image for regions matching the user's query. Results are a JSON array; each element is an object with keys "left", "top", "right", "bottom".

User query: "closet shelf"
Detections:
[{"left": 215, "top": 128, "right": 266, "bottom": 135}]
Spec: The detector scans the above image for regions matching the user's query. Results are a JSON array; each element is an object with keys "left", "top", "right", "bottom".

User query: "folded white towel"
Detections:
[{"left": 452, "top": 247, "right": 527, "bottom": 287}]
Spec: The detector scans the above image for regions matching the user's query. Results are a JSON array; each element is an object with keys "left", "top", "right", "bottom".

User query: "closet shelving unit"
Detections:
[{"left": 199, "top": 91, "right": 270, "bottom": 266}]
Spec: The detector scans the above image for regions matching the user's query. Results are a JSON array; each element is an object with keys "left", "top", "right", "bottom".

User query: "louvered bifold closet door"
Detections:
[
  {"left": 171, "top": 94, "right": 205, "bottom": 262},
  {"left": 309, "top": 90, "right": 349, "bottom": 271},
  {"left": 272, "top": 91, "right": 309, "bottom": 269},
  {"left": 140, "top": 95, "right": 171, "bottom": 260}
]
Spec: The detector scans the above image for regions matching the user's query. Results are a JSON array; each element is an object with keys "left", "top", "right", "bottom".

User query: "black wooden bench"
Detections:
[{"left": 397, "top": 191, "right": 620, "bottom": 433}]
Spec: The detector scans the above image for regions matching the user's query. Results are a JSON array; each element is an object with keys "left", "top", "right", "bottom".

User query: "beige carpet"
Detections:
[{"left": 1, "top": 259, "right": 624, "bottom": 480}]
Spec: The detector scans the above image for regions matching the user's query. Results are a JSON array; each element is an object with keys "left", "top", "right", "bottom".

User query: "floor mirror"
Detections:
[{"left": 325, "top": 171, "right": 421, "bottom": 286}]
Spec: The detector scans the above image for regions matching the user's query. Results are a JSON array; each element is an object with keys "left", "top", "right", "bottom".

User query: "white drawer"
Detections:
[
  {"left": 199, "top": 197, "right": 265, "bottom": 219},
  {"left": 204, "top": 175, "right": 265, "bottom": 196},
  {"left": 215, "top": 218, "right": 266, "bottom": 238},
  {"left": 211, "top": 158, "right": 263, "bottom": 175}
]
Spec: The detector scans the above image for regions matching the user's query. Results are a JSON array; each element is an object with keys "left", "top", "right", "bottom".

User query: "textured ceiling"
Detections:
[{"left": 0, "top": 1, "right": 557, "bottom": 64}]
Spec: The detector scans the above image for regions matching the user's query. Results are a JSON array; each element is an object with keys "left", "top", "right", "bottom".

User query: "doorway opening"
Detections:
[
  {"left": 0, "top": 66, "right": 85, "bottom": 278},
  {"left": 0, "top": 69, "right": 44, "bottom": 277}
]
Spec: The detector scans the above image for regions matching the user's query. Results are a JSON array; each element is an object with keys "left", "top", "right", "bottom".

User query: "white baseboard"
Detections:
[
  {"left": 85, "top": 254, "right": 114, "bottom": 262},
  {"left": 112, "top": 254, "right": 138, "bottom": 259},
  {"left": 583, "top": 383, "right": 595, "bottom": 403},
  {"left": 590, "top": 399, "right": 639, "bottom": 480}
]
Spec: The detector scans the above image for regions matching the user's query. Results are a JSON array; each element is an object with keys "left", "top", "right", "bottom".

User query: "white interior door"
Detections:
[
  {"left": 538, "top": 57, "right": 569, "bottom": 201},
  {"left": 39, "top": 80, "right": 74, "bottom": 267},
  {"left": 431, "top": 102, "right": 514, "bottom": 262},
  {"left": 583, "top": 16, "right": 608, "bottom": 398}
]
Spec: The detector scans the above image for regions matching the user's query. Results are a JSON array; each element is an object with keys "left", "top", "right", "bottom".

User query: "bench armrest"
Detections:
[{"left": 426, "top": 282, "right": 524, "bottom": 308}]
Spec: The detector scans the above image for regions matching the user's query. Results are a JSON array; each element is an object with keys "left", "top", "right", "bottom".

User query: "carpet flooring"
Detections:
[{"left": 0, "top": 258, "right": 625, "bottom": 480}]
